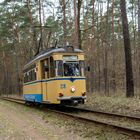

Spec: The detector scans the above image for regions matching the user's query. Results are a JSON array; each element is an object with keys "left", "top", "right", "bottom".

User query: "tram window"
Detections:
[
  {"left": 24, "top": 75, "right": 25, "bottom": 83},
  {"left": 33, "top": 70, "right": 37, "bottom": 80},
  {"left": 32, "top": 69, "right": 36, "bottom": 81},
  {"left": 44, "top": 66, "right": 49, "bottom": 72},
  {"left": 57, "top": 61, "right": 63, "bottom": 76},
  {"left": 46, "top": 58, "right": 50, "bottom": 78},
  {"left": 42, "top": 62, "right": 45, "bottom": 79},
  {"left": 24, "top": 73, "right": 28, "bottom": 83},
  {"left": 27, "top": 72, "right": 29, "bottom": 82},
  {"left": 64, "top": 62, "right": 80, "bottom": 76},
  {"left": 31, "top": 70, "right": 33, "bottom": 80},
  {"left": 79, "top": 61, "right": 85, "bottom": 76},
  {"left": 24, "top": 74, "right": 25, "bottom": 83},
  {"left": 29, "top": 71, "right": 32, "bottom": 81},
  {"left": 23, "top": 68, "right": 37, "bottom": 83},
  {"left": 50, "top": 57, "right": 55, "bottom": 78},
  {"left": 42, "top": 59, "right": 49, "bottom": 79},
  {"left": 26, "top": 73, "right": 28, "bottom": 82},
  {"left": 26, "top": 74, "right": 28, "bottom": 82}
]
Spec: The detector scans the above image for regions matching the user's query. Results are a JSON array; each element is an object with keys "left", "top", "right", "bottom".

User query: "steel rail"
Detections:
[
  {"left": 1, "top": 97, "right": 140, "bottom": 137},
  {"left": 64, "top": 106, "right": 140, "bottom": 121},
  {"left": 47, "top": 108, "right": 140, "bottom": 137},
  {"left": 1, "top": 97, "right": 25, "bottom": 103}
]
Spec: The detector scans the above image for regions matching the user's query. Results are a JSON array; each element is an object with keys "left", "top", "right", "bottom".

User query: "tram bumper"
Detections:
[{"left": 57, "top": 96, "right": 86, "bottom": 105}]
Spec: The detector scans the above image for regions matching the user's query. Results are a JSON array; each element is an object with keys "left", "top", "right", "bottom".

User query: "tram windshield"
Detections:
[
  {"left": 57, "top": 60, "right": 85, "bottom": 77},
  {"left": 64, "top": 62, "right": 80, "bottom": 76}
]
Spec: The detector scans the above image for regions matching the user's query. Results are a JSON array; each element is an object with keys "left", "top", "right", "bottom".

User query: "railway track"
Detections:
[
  {"left": 1, "top": 97, "right": 140, "bottom": 138},
  {"left": 65, "top": 106, "right": 140, "bottom": 121}
]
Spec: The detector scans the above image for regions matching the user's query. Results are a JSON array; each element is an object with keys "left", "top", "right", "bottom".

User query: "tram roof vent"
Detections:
[{"left": 65, "top": 45, "right": 74, "bottom": 52}]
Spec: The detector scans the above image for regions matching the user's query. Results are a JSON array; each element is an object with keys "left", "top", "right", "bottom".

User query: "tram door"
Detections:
[{"left": 41, "top": 59, "right": 49, "bottom": 102}]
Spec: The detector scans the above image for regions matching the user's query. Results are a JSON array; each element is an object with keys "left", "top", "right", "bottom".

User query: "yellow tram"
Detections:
[{"left": 23, "top": 46, "right": 86, "bottom": 105}]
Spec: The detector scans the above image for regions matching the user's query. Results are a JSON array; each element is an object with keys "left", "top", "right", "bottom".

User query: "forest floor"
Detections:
[
  {"left": 81, "top": 94, "right": 140, "bottom": 117},
  {"left": 0, "top": 99, "right": 137, "bottom": 140}
]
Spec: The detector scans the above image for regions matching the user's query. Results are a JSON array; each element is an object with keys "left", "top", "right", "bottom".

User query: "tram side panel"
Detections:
[
  {"left": 23, "top": 82, "right": 42, "bottom": 103},
  {"left": 43, "top": 80, "right": 59, "bottom": 104},
  {"left": 23, "top": 62, "right": 43, "bottom": 103}
]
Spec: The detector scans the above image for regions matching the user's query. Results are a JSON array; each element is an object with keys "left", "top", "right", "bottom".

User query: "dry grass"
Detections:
[{"left": 83, "top": 93, "right": 140, "bottom": 117}]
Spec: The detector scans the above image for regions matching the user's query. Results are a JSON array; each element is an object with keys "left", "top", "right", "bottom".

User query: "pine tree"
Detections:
[{"left": 120, "top": 0, "right": 134, "bottom": 97}]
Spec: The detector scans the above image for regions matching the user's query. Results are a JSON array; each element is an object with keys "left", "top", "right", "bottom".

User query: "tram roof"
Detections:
[{"left": 24, "top": 46, "right": 83, "bottom": 68}]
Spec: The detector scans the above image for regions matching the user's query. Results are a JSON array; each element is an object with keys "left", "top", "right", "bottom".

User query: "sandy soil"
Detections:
[
  {"left": 0, "top": 97, "right": 138, "bottom": 140},
  {"left": 0, "top": 100, "right": 86, "bottom": 140}
]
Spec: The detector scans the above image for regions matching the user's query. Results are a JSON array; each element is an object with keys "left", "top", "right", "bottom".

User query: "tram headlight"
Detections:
[{"left": 71, "top": 86, "right": 76, "bottom": 93}]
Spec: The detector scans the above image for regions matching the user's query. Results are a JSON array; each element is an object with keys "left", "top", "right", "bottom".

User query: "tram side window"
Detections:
[
  {"left": 79, "top": 60, "right": 85, "bottom": 76},
  {"left": 24, "top": 69, "right": 37, "bottom": 83},
  {"left": 29, "top": 71, "right": 32, "bottom": 81},
  {"left": 24, "top": 72, "right": 30, "bottom": 83},
  {"left": 24, "top": 73, "right": 28, "bottom": 83},
  {"left": 42, "top": 59, "right": 50, "bottom": 79},
  {"left": 50, "top": 57, "right": 55, "bottom": 78},
  {"left": 42, "top": 62, "right": 45, "bottom": 79},
  {"left": 31, "top": 69, "right": 36, "bottom": 81},
  {"left": 33, "top": 69, "right": 37, "bottom": 81},
  {"left": 57, "top": 61, "right": 63, "bottom": 76}
]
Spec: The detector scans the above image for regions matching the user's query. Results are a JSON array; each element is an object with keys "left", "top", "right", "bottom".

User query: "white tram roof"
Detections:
[{"left": 24, "top": 46, "right": 83, "bottom": 69}]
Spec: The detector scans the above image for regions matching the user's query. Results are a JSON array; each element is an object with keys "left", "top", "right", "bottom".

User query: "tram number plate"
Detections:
[{"left": 60, "top": 84, "right": 66, "bottom": 89}]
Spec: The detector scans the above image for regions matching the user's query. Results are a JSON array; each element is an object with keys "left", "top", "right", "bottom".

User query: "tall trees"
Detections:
[
  {"left": 0, "top": 0, "right": 139, "bottom": 96},
  {"left": 0, "top": 0, "right": 38, "bottom": 94},
  {"left": 120, "top": 0, "right": 134, "bottom": 97}
]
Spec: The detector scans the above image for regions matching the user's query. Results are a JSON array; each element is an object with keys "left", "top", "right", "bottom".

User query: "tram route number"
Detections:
[{"left": 60, "top": 84, "right": 66, "bottom": 89}]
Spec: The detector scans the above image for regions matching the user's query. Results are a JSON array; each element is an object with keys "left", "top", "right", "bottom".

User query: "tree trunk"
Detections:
[
  {"left": 39, "top": 0, "right": 43, "bottom": 50},
  {"left": 120, "top": 0, "right": 134, "bottom": 97},
  {"left": 26, "top": 0, "right": 37, "bottom": 56},
  {"left": 77, "top": 0, "right": 82, "bottom": 49},
  {"left": 104, "top": 46, "right": 109, "bottom": 95},
  {"left": 138, "top": 0, "right": 140, "bottom": 93},
  {"left": 62, "top": 0, "right": 67, "bottom": 45},
  {"left": 74, "top": 0, "right": 77, "bottom": 46},
  {"left": 112, "top": 0, "right": 116, "bottom": 93},
  {"left": 104, "top": 0, "right": 110, "bottom": 95},
  {"left": 138, "top": 0, "right": 140, "bottom": 47},
  {"left": 90, "top": 0, "right": 95, "bottom": 93},
  {"left": 27, "top": 0, "right": 33, "bottom": 24}
]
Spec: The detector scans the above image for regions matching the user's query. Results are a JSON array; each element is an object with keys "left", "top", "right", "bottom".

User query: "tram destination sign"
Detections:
[{"left": 63, "top": 55, "right": 78, "bottom": 61}]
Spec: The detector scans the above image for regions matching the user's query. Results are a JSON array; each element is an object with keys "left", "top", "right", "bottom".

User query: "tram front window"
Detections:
[{"left": 64, "top": 62, "right": 80, "bottom": 76}]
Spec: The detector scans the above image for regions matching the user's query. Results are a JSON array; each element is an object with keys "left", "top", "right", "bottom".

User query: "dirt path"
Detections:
[
  {"left": 0, "top": 99, "right": 136, "bottom": 140},
  {"left": 0, "top": 100, "right": 87, "bottom": 140}
]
